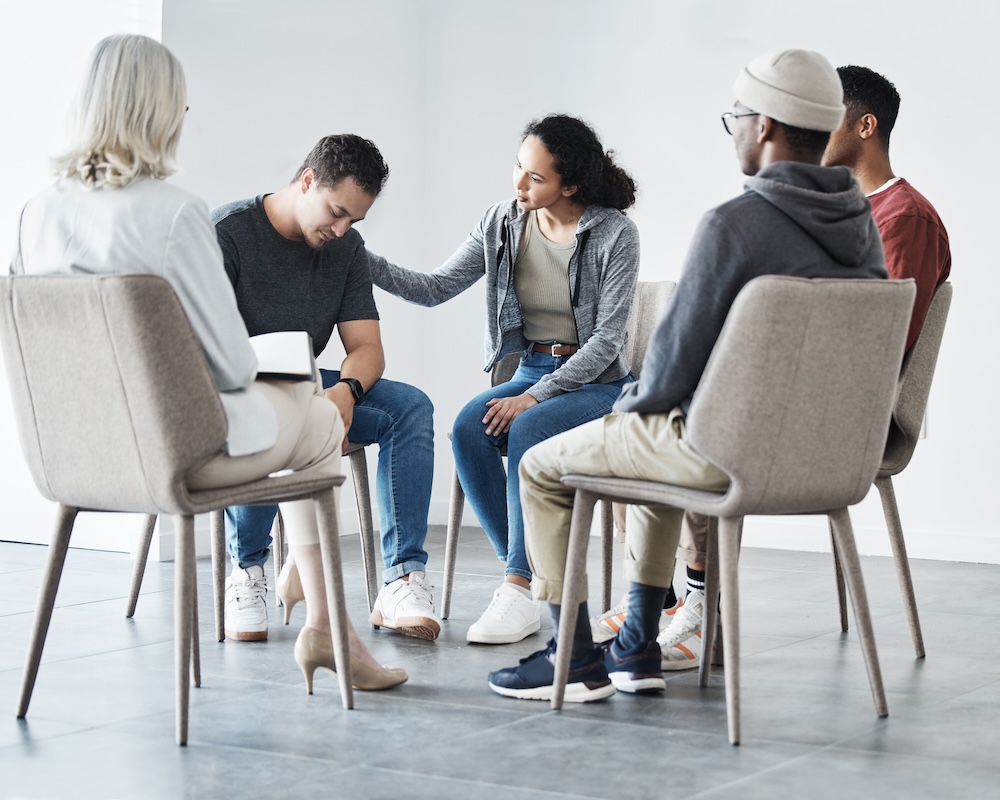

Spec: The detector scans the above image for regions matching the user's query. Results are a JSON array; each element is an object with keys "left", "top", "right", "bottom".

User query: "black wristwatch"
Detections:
[{"left": 337, "top": 377, "right": 365, "bottom": 403}]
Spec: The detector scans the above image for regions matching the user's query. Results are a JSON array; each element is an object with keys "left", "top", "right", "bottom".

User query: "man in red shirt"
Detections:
[
  {"left": 644, "top": 64, "right": 953, "bottom": 672},
  {"left": 824, "top": 64, "right": 952, "bottom": 348}
]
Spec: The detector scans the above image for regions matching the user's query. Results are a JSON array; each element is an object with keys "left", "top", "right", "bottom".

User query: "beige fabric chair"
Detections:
[
  {"left": 551, "top": 276, "right": 915, "bottom": 744},
  {"left": 0, "top": 274, "right": 354, "bottom": 745},
  {"left": 439, "top": 280, "right": 676, "bottom": 619},
  {"left": 128, "top": 441, "right": 380, "bottom": 641},
  {"left": 832, "top": 281, "right": 952, "bottom": 658}
]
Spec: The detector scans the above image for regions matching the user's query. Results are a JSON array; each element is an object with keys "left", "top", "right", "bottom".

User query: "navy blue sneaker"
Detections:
[
  {"left": 604, "top": 637, "right": 665, "bottom": 693},
  {"left": 488, "top": 638, "right": 616, "bottom": 703}
]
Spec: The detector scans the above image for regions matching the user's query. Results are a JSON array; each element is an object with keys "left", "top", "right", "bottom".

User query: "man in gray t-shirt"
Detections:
[{"left": 215, "top": 134, "right": 441, "bottom": 644}]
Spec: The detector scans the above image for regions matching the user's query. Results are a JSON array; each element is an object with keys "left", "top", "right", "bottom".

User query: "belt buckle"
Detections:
[{"left": 550, "top": 343, "right": 561, "bottom": 357}]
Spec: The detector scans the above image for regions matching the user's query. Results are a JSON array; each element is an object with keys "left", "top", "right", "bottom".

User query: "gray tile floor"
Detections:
[{"left": 2, "top": 524, "right": 998, "bottom": 800}]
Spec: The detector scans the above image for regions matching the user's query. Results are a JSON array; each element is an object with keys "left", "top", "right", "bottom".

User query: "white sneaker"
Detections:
[
  {"left": 369, "top": 571, "right": 441, "bottom": 640},
  {"left": 467, "top": 583, "right": 541, "bottom": 644},
  {"left": 656, "top": 589, "right": 704, "bottom": 670},
  {"left": 224, "top": 565, "right": 268, "bottom": 641},
  {"left": 590, "top": 591, "right": 684, "bottom": 644}
]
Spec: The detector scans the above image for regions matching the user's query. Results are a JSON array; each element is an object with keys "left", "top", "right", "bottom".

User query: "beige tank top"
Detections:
[{"left": 514, "top": 211, "right": 579, "bottom": 344}]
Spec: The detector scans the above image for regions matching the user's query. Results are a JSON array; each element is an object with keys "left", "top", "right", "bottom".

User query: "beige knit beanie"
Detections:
[{"left": 733, "top": 49, "right": 845, "bottom": 132}]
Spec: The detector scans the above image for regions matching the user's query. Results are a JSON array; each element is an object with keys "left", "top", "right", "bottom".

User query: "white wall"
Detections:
[{"left": 3, "top": 1, "right": 996, "bottom": 564}]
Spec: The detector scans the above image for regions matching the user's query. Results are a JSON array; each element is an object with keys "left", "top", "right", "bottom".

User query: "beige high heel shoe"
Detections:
[
  {"left": 276, "top": 556, "right": 305, "bottom": 625},
  {"left": 294, "top": 627, "right": 408, "bottom": 693}
]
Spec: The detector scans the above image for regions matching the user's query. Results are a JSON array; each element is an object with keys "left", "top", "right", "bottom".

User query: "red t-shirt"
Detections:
[{"left": 868, "top": 178, "right": 951, "bottom": 350}]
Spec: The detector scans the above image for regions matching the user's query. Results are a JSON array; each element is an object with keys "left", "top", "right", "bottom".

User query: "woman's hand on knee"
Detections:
[{"left": 483, "top": 393, "right": 538, "bottom": 436}]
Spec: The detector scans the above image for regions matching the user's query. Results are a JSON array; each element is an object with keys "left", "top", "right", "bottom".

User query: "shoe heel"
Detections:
[
  {"left": 276, "top": 558, "right": 305, "bottom": 626},
  {"left": 298, "top": 658, "right": 318, "bottom": 695}
]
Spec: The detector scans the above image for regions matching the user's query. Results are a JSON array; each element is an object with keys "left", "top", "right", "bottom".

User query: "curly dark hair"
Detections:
[
  {"left": 776, "top": 122, "right": 831, "bottom": 161},
  {"left": 837, "top": 65, "right": 900, "bottom": 150},
  {"left": 292, "top": 134, "right": 389, "bottom": 197},
  {"left": 521, "top": 114, "right": 636, "bottom": 211}
]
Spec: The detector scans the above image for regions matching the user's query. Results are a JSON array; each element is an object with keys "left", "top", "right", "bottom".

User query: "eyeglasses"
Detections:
[{"left": 721, "top": 110, "right": 760, "bottom": 135}]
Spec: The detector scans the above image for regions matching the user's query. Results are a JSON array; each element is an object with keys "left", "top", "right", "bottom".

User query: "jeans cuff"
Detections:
[
  {"left": 504, "top": 567, "right": 533, "bottom": 581},
  {"left": 381, "top": 559, "right": 428, "bottom": 584}
]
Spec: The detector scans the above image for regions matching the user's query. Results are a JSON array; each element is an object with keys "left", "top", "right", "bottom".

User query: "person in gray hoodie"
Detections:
[
  {"left": 488, "top": 49, "right": 889, "bottom": 702},
  {"left": 368, "top": 115, "right": 640, "bottom": 645}
]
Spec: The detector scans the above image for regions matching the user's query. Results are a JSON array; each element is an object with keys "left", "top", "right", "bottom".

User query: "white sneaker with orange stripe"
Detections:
[
  {"left": 590, "top": 592, "right": 684, "bottom": 644},
  {"left": 656, "top": 589, "right": 704, "bottom": 670}
]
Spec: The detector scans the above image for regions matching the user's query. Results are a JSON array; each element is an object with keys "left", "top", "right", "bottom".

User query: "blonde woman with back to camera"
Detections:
[{"left": 10, "top": 33, "right": 406, "bottom": 693}]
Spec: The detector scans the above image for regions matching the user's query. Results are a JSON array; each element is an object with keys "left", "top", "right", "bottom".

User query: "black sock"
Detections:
[
  {"left": 619, "top": 582, "right": 666, "bottom": 650},
  {"left": 548, "top": 601, "right": 595, "bottom": 662},
  {"left": 686, "top": 566, "right": 706, "bottom": 597},
  {"left": 663, "top": 583, "right": 678, "bottom": 610}
]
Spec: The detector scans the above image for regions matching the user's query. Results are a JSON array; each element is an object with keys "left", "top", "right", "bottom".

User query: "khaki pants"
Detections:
[
  {"left": 188, "top": 376, "right": 344, "bottom": 547},
  {"left": 519, "top": 408, "right": 728, "bottom": 604}
]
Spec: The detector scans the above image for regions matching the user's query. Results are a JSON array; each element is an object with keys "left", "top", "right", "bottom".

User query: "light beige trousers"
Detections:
[
  {"left": 519, "top": 408, "right": 729, "bottom": 604},
  {"left": 188, "top": 376, "right": 344, "bottom": 547}
]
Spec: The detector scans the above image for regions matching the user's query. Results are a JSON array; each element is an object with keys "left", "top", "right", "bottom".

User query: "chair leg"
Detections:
[
  {"left": 191, "top": 559, "right": 201, "bottom": 689},
  {"left": 17, "top": 504, "right": 78, "bottom": 719},
  {"left": 551, "top": 489, "right": 598, "bottom": 710},
  {"left": 210, "top": 510, "right": 226, "bottom": 642},
  {"left": 314, "top": 488, "right": 354, "bottom": 709},
  {"left": 700, "top": 516, "right": 721, "bottom": 687},
  {"left": 828, "top": 508, "right": 888, "bottom": 719},
  {"left": 348, "top": 448, "right": 380, "bottom": 613},
  {"left": 272, "top": 510, "right": 286, "bottom": 605},
  {"left": 441, "top": 468, "right": 465, "bottom": 620},
  {"left": 876, "top": 476, "right": 925, "bottom": 658},
  {"left": 174, "top": 514, "right": 196, "bottom": 746},
  {"left": 125, "top": 514, "right": 157, "bottom": 618},
  {"left": 600, "top": 500, "right": 614, "bottom": 614},
  {"left": 717, "top": 516, "right": 743, "bottom": 746},
  {"left": 830, "top": 518, "right": 849, "bottom": 632}
]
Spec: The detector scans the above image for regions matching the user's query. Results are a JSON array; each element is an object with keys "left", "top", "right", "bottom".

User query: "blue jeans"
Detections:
[
  {"left": 451, "top": 350, "right": 631, "bottom": 580},
  {"left": 226, "top": 370, "right": 434, "bottom": 582}
]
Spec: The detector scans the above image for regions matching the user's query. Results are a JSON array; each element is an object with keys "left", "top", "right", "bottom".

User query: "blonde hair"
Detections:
[{"left": 55, "top": 34, "right": 187, "bottom": 189}]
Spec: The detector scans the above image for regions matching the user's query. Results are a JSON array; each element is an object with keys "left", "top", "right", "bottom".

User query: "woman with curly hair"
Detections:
[{"left": 368, "top": 114, "right": 640, "bottom": 644}]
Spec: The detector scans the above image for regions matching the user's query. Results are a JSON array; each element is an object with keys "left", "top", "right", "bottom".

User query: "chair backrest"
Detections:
[
  {"left": 0, "top": 274, "right": 228, "bottom": 514},
  {"left": 625, "top": 280, "right": 676, "bottom": 378},
  {"left": 880, "top": 281, "right": 952, "bottom": 476},
  {"left": 685, "top": 276, "right": 915, "bottom": 516}
]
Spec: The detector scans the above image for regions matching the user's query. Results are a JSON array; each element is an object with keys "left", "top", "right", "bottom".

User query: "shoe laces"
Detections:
[
  {"left": 400, "top": 574, "right": 434, "bottom": 605},
  {"left": 483, "top": 586, "right": 522, "bottom": 620},
  {"left": 230, "top": 571, "right": 266, "bottom": 607}
]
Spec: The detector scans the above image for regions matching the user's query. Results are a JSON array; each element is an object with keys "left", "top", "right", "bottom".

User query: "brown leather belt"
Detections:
[{"left": 532, "top": 342, "right": 579, "bottom": 357}]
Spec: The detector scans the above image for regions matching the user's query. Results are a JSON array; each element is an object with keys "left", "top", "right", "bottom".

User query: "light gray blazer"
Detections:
[{"left": 11, "top": 177, "right": 277, "bottom": 456}]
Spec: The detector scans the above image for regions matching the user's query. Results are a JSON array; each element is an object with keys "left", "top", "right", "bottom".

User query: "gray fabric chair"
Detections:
[
  {"left": 0, "top": 274, "right": 354, "bottom": 745},
  {"left": 551, "top": 276, "right": 916, "bottom": 744},
  {"left": 439, "top": 280, "right": 676, "bottom": 619},
  {"left": 831, "top": 281, "right": 953, "bottom": 658}
]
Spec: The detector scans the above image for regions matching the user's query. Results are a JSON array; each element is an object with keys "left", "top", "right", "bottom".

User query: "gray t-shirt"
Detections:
[{"left": 212, "top": 195, "right": 379, "bottom": 357}]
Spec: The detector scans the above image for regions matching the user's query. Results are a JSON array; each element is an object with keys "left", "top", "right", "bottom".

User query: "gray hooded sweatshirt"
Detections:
[
  {"left": 367, "top": 199, "right": 639, "bottom": 402},
  {"left": 615, "top": 161, "right": 888, "bottom": 415}
]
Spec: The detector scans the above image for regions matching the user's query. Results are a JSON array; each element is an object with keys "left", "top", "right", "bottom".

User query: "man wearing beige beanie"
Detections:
[{"left": 489, "top": 49, "right": 888, "bottom": 702}]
